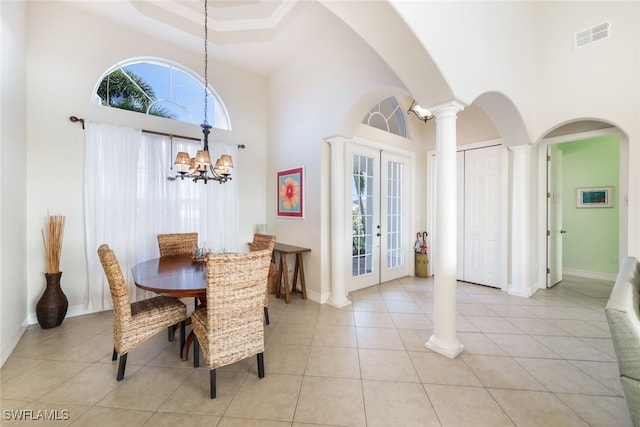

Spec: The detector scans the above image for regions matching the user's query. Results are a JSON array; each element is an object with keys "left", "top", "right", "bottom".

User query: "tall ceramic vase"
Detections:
[{"left": 36, "top": 272, "right": 68, "bottom": 329}]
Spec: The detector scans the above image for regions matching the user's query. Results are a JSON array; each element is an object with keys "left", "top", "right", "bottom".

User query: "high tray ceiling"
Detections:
[{"left": 72, "top": 0, "right": 335, "bottom": 76}]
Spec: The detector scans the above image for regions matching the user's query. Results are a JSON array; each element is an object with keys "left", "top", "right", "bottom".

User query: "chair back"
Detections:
[
  {"left": 97, "top": 244, "right": 131, "bottom": 322},
  {"left": 249, "top": 234, "right": 276, "bottom": 303},
  {"left": 250, "top": 233, "right": 276, "bottom": 253},
  {"left": 157, "top": 232, "right": 198, "bottom": 257},
  {"left": 204, "top": 249, "right": 273, "bottom": 364}
]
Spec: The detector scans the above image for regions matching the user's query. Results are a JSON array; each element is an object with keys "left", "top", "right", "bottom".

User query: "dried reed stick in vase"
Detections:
[{"left": 42, "top": 213, "right": 65, "bottom": 274}]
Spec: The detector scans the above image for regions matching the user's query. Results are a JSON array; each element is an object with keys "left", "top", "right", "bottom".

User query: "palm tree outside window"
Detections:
[{"left": 93, "top": 58, "right": 230, "bottom": 130}]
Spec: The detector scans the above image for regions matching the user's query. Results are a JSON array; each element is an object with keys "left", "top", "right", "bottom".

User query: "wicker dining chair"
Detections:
[
  {"left": 157, "top": 232, "right": 198, "bottom": 257},
  {"left": 97, "top": 244, "right": 188, "bottom": 381},
  {"left": 191, "top": 249, "right": 273, "bottom": 398},
  {"left": 249, "top": 233, "right": 276, "bottom": 325},
  {"left": 157, "top": 232, "right": 198, "bottom": 341}
]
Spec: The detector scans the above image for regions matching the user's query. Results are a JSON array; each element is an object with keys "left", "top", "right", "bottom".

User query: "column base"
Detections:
[
  {"left": 425, "top": 335, "right": 464, "bottom": 359},
  {"left": 327, "top": 296, "right": 352, "bottom": 309},
  {"left": 507, "top": 287, "right": 536, "bottom": 298}
]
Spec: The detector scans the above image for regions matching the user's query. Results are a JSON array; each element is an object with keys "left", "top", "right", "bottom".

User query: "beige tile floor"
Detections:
[{"left": 0, "top": 275, "right": 632, "bottom": 426}]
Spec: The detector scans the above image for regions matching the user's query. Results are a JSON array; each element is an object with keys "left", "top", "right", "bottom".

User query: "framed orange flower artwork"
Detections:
[{"left": 277, "top": 167, "right": 304, "bottom": 218}]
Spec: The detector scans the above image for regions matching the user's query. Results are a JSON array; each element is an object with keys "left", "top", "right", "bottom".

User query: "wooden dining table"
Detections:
[
  {"left": 131, "top": 254, "right": 205, "bottom": 362},
  {"left": 131, "top": 242, "right": 310, "bottom": 362}
]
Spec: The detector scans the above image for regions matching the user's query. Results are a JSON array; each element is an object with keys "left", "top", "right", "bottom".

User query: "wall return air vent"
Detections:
[{"left": 574, "top": 21, "right": 610, "bottom": 49}]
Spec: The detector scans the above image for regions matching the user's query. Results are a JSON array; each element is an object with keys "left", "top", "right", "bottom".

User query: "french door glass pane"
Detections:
[
  {"left": 352, "top": 155, "right": 374, "bottom": 277},
  {"left": 386, "top": 161, "right": 403, "bottom": 269}
]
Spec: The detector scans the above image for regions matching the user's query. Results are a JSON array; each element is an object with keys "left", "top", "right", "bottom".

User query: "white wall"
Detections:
[
  {"left": 24, "top": 2, "right": 267, "bottom": 323},
  {"left": 390, "top": 1, "right": 639, "bottom": 157},
  {"left": 267, "top": 3, "right": 411, "bottom": 301},
  {"left": 533, "top": 2, "right": 639, "bottom": 138},
  {"left": 1, "top": 0, "right": 28, "bottom": 366},
  {"left": 394, "top": 1, "right": 536, "bottom": 142}
]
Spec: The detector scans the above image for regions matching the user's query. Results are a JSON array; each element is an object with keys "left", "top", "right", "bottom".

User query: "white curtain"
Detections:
[
  {"left": 84, "top": 121, "right": 238, "bottom": 311},
  {"left": 135, "top": 133, "right": 238, "bottom": 255},
  {"left": 84, "top": 122, "right": 142, "bottom": 311}
]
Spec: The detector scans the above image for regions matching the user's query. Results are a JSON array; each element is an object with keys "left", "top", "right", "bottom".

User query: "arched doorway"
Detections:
[
  {"left": 326, "top": 94, "right": 423, "bottom": 306},
  {"left": 537, "top": 122, "right": 628, "bottom": 289}
]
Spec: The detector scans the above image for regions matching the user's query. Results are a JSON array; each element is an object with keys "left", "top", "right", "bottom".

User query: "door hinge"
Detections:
[
  {"left": 547, "top": 155, "right": 551, "bottom": 161},
  {"left": 547, "top": 268, "right": 550, "bottom": 274},
  {"left": 547, "top": 230, "right": 550, "bottom": 236},
  {"left": 547, "top": 192, "right": 551, "bottom": 198}
]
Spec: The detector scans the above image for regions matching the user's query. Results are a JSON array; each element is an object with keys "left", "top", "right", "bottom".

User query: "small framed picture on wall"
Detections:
[
  {"left": 277, "top": 167, "right": 304, "bottom": 218},
  {"left": 576, "top": 186, "right": 614, "bottom": 208}
]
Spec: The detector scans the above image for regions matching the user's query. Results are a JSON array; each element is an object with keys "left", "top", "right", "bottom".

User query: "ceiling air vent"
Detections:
[{"left": 574, "top": 21, "right": 610, "bottom": 49}]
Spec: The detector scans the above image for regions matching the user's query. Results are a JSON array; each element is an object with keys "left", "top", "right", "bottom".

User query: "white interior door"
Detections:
[
  {"left": 430, "top": 146, "right": 505, "bottom": 286},
  {"left": 547, "top": 144, "right": 563, "bottom": 287},
  {"left": 456, "top": 151, "right": 465, "bottom": 280},
  {"left": 347, "top": 145, "right": 409, "bottom": 292},
  {"left": 463, "top": 146, "right": 502, "bottom": 287}
]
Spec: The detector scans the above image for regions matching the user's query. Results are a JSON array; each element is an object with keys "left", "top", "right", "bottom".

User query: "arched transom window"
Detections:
[
  {"left": 361, "top": 96, "right": 406, "bottom": 137},
  {"left": 93, "top": 58, "right": 231, "bottom": 130}
]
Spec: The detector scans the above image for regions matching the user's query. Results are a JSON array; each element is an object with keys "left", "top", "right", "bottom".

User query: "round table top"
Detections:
[{"left": 131, "top": 254, "right": 206, "bottom": 298}]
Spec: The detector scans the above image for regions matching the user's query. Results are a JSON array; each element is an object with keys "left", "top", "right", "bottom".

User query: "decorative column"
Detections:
[
  {"left": 509, "top": 144, "right": 533, "bottom": 297},
  {"left": 327, "top": 137, "right": 351, "bottom": 308},
  {"left": 425, "top": 101, "right": 465, "bottom": 358}
]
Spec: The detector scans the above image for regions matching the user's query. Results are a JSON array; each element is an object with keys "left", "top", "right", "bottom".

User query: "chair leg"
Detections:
[
  {"left": 179, "top": 321, "right": 186, "bottom": 358},
  {"left": 193, "top": 336, "right": 200, "bottom": 368},
  {"left": 168, "top": 325, "right": 175, "bottom": 342},
  {"left": 264, "top": 307, "right": 270, "bottom": 325},
  {"left": 257, "top": 352, "right": 265, "bottom": 378},
  {"left": 116, "top": 353, "right": 128, "bottom": 381},
  {"left": 210, "top": 369, "right": 217, "bottom": 399},
  {"left": 112, "top": 348, "right": 117, "bottom": 361}
]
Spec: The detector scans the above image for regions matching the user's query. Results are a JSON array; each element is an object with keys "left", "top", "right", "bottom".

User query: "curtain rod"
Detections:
[
  {"left": 69, "top": 115, "right": 85, "bottom": 129},
  {"left": 69, "top": 115, "right": 246, "bottom": 148}
]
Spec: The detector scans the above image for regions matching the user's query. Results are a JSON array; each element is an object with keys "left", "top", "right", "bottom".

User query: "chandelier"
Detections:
[{"left": 174, "top": 0, "right": 233, "bottom": 184}]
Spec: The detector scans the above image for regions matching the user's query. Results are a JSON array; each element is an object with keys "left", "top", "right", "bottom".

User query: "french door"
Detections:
[{"left": 347, "top": 145, "right": 410, "bottom": 292}]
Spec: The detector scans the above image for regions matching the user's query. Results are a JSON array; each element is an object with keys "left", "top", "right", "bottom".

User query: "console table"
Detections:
[{"left": 273, "top": 243, "right": 310, "bottom": 303}]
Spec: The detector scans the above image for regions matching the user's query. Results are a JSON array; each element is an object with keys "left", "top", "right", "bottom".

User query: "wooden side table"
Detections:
[{"left": 273, "top": 243, "right": 311, "bottom": 303}]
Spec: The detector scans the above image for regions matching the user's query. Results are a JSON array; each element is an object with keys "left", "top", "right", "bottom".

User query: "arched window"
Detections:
[
  {"left": 93, "top": 58, "right": 231, "bottom": 130},
  {"left": 361, "top": 97, "right": 406, "bottom": 137}
]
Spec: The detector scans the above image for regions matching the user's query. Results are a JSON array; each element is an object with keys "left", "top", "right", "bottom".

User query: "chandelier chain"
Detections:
[
  {"left": 172, "top": 0, "right": 233, "bottom": 184},
  {"left": 203, "top": 0, "right": 208, "bottom": 126}
]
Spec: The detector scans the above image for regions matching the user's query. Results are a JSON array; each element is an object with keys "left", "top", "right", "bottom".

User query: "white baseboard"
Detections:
[
  {"left": 563, "top": 268, "right": 616, "bottom": 282},
  {"left": 1, "top": 318, "right": 28, "bottom": 367},
  {"left": 27, "top": 303, "right": 93, "bottom": 326},
  {"left": 302, "top": 289, "right": 322, "bottom": 304}
]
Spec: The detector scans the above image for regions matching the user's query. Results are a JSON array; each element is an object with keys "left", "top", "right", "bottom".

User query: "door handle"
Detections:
[{"left": 560, "top": 230, "right": 567, "bottom": 234}]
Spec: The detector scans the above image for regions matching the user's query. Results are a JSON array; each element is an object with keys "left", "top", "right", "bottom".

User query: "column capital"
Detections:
[
  {"left": 326, "top": 136, "right": 348, "bottom": 147},
  {"left": 508, "top": 144, "right": 533, "bottom": 154},
  {"left": 431, "top": 99, "right": 466, "bottom": 118}
]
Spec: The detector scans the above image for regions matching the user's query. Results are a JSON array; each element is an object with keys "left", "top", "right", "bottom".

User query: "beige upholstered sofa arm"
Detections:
[{"left": 605, "top": 256, "right": 640, "bottom": 426}]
